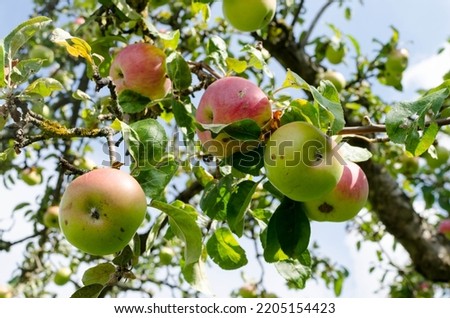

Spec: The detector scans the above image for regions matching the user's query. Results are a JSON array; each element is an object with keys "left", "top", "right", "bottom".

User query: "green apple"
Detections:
[
  {"left": 53, "top": 267, "right": 71, "bottom": 286},
  {"left": 264, "top": 121, "right": 344, "bottom": 202},
  {"left": 43, "top": 206, "right": 60, "bottom": 229},
  {"left": 325, "top": 40, "right": 345, "bottom": 64},
  {"left": 424, "top": 146, "right": 449, "bottom": 169},
  {"left": 59, "top": 168, "right": 147, "bottom": 255},
  {"left": 196, "top": 76, "right": 272, "bottom": 158},
  {"left": 0, "top": 285, "right": 12, "bottom": 298},
  {"left": 222, "top": 0, "right": 276, "bottom": 32},
  {"left": 109, "top": 43, "right": 171, "bottom": 101},
  {"left": 159, "top": 246, "right": 175, "bottom": 265},
  {"left": 386, "top": 48, "right": 408, "bottom": 72},
  {"left": 29, "top": 45, "right": 55, "bottom": 67},
  {"left": 20, "top": 167, "right": 42, "bottom": 186},
  {"left": 398, "top": 155, "right": 419, "bottom": 175},
  {"left": 438, "top": 219, "right": 450, "bottom": 239},
  {"left": 304, "top": 161, "right": 369, "bottom": 222},
  {"left": 320, "top": 70, "right": 346, "bottom": 92}
]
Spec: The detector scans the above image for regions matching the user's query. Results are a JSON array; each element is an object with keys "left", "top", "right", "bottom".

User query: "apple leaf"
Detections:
[
  {"left": 227, "top": 180, "right": 258, "bottom": 236},
  {"left": 222, "top": 144, "right": 265, "bottom": 176},
  {"left": 117, "top": 90, "right": 151, "bottom": 113},
  {"left": 264, "top": 198, "right": 310, "bottom": 261},
  {"left": 386, "top": 88, "right": 449, "bottom": 156},
  {"left": 10, "top": 59, "right": 43, "bottom": 85},
  {"left": 112, "top": 245, "right": 134, "bottom": 266},
  {"left": 311, "top": 83, "right": 345, "bottom": 134},
  {"left": 0, "top": 40, "right": 5, "bottom": 88},
  {"left": 281, "top": 99, "right": 320, "bottom": 128},
  {"left": 172, "top": 99, "right": 196, "bottom": 140},
  {"left": 200, "top": 174, "right": 233, "bottom": 220},
  {"left": 262, "top": 215, "right": 289, "bottom": 263},
  {"left": 111, "top": 0, "right": 141, "bottom": 21},
  {"left": 159, "top": 29, "right": 180, "bottom": 50},
  {"left": 82, "top": 263, "right": 116, "bottom": 286},
  {"left": 166, "top": 51, "right": 192, "bottom": 90},
  {"left": 206, "top": 227, "right": 248, "bottom": 270},
  {"left": 145, "top": 212, "right": 167, "bottom": 254},
  {"left": 182, "top": 255, "right": 212, "bottom": 295},
  {"left": 151, "top": 200, "right": 202, "bottom": 265},
  {"left": 274, "top": 253, "right": 312, "bottom": 289},
  {"left": 71, "top": 284, "right": 104, "bottom": 298},
  {"left": 338, "top": 142, "right": 372, "bottom": 162},
  {"left": 191, "top": 2, "right": 210, "bottom": 22},
  {"left": 134, "top": 160, "right": 179, "bottom": 200},
  {"left": 24, "top": 78, "right": 64, "bottom": 98},
  {"left": 50, "top": 28, "right": 93, "bottom": 64},
  {"left": 226, "top": 57, "right": 247, "bottom": 73},
  {"left": 223, "top": 119, "right": 262, "bottom": 140},
  {"left": 4, "top": 16, "right": 51, "bottom": 59},
  {"left": 282, "top": 69, "right": 310, "bottom": 90}
]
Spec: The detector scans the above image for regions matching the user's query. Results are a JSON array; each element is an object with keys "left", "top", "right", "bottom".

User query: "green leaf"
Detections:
[
  {"left": 111, "top": 0, "right": 141, "bottom": 21},
  {"left": 82, "top": 263, "right": 116, "bottom": 286},
  {"left": 0, "top": 40, "right": 5, "bottom": 88},
  {"left": 227, "top": 180, "right": 258, "bottom": 236},
  {"left": 10, "top": 59, "right": 43, "bottom": 85},
  {"left": 71, "top": 284, "right": 104, "bottom": 298},
  {"left": 191, "top": 2, "right": 211, "bottom": 22},
  {"left": 338, "top": 142, "right": 372, "bottom": 162},
  {"left": 386, "top": 88, "right": 449, "bottom": 155},
  {"left": 117, "top": 90, "right": 151, "bottom": 113},
  {"left": 145, "top": 212, "right": 167, "bottom": 253},
  {"left": 198, "top": 119, "right": 261, "bottom": 141},
  {"left": 311, "top": 84, "right": 345, "bottom": 134},
  {"left": 159, "top": 29, "right": 180, "bottom": 50},
  {"left": 192, "top": 163, "right": 214, "bottom": 187},
  {"left": 4, "top": 16, "right": 51, "bottom": 59},
  {"left": 182, "top": 257, "right": 211, "bottom": 295},
  {"left": 282, "top": 99, "right": 320, "bottom": 128},
  {"left": 166, "top": 51, "right": 192, "bottom": 90},
  {"left": 151, "top": 200, "right": 202, "bottom": 265},
  {"left": 206, "top": 227, "right": 248, "bottom": 270},
  {"left": 172, "top": 99, "right": 196, "bottom": 140},
  {"left": 222, "top": 144, "right": 265, "bottom": 176},
  {"left": 264, "top": 198, "right": 311, "bottom": 261},
  {"left": 274, "top": 255, "right": 312, "bottom": 289},
  {"left": 134, "top": 160, "right": 179, "bottom": 200},
  {"left": 226, "top": 57, "right": 248, "bottom": 73},
  {"left": 282, "top": 69, "right": 310, "bottom": 90},
  {"left": 112, "top": 245, "right": 134, "bottom": 266},
  {"left": 24, "top": 78, "right": 64, "bottom": 97},
  {"left": 200, "top": 174, "right": 233, "bottom": 220}
]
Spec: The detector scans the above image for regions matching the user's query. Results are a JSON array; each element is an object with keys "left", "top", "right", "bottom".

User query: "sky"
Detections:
[{"left": 0, "top": 0, "right": 449, "bottom": 298}]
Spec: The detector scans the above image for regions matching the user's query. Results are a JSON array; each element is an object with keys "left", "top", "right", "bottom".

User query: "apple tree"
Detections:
[{"left": 0, "top": 0, "right": 449, "bottom": 298}]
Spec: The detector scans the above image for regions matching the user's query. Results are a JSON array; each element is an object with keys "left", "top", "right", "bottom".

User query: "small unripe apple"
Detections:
[
  {"left": 398, "top": 155, "right": 419, "bottom": 175},
  {"left": 438, "top": 219, "right": 450, "bottom": 239},
  {"left": 109, "top": 43, "right": 171, "bottom": 101},
  {"left": 304, "top": 161, "right": 369, "bottom": 222},
  {"left": 43, "top": 206, "right": 60, "bottom": 229},
  {"left": 53, "top": 267, "right": 71, "bottom": 286},
  {"left": 59, "top": 168, "right": 147, "bottom": 255},
  {"left": 325, "top": 40, "right": 345, "bottom": 65},
  {"left": 386, "top": 48, "right": 408, "bottom": 72},
  {"left": 159, "top": 246, "right": 175, "bottom": 265},
  {"left": 20, "top": 167, "right": 43, "bottom": 186},
  {"left": 0, "top": 285, "right": 12, "bottom": 298},
  {"left": 320, "top": 70, "right": 346, "bottom": 92},
  {"left": 196, "top": 76, "right": 272, "bottom": 158},
  {"left": 264, "top": 121, "right": 344, "bottom": 202},
  {"left": 238, "top": 283, "right": 257, "bottom": 298},
  {"left": 222, "top": 0, "right": 276, "bottom": 32},
  {"left": 423, "top": 146, "right": 449, "bottom": 169},
  {"left": 29, "top": 45, "right": 55, "bottom": 67}
]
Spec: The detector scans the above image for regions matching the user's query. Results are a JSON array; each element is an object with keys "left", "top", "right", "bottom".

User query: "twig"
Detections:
[
  {"left": 300, "top": 0, "right": 335, "bottom": 49},
  {"left": 291, "top": 0, "right": 305, "bottom": 28}
]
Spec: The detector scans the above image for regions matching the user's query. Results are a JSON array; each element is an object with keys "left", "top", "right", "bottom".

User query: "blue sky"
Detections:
[{"left": 1, "top": 0, "right": 449, "bottom": 297}]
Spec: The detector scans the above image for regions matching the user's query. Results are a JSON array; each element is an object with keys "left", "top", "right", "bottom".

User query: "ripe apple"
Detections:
[
  {"left": 109, "top": 42, "right": 171, "bottom": 101},
  {"left": 20, "top": 167, "right": 42, "bottom": 186},
  {"left": 59, "top": 168, "right": 147, "bottom": 255},
  {"left": 43, "top": 206, "right": 60, "bottom": 229},
  {"left": 30, "top": 44, "right": 55, "bottom": 67},
  {"left": 196, "top": 76, "right": 272, "bottom": 158},
  {"left": 159, "top": 246, "right": 175, "bottom": 265},
  {"left": 320, "top": 70, "right": 346, "bottom": 92},
  {"left": 438, "top": 219, "right": 450, "bottom": 239},
  {"left": 53, "top": 267, "right": 72, "bottom": 286},
  {"left": 264, "top": 121, "right": 344, "bottom": 202},
  {"left": 0, "top": 285, "right": 12, "bottom": 298},
  {"left": 386, "top": 48, "right": 408, "bottom": 72},
  {"left": 222, "top": 0, "right": 276, "bottom": 32},
  {"left": 304, "top": 161, "right": 369, "bottom": 222},
  {"left": 423, "top": 146, "right": 449, "bottom": 169},
  {"left": 325, "top": 40, "right": 345, "bottom": 65}
]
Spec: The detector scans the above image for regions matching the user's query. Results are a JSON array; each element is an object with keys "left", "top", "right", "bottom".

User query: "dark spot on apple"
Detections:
[
  {"left": 64, "top": 220, "right": 68, "bottom": 225},
  {"left": 90, "top": 207, "right": 100, "bottom": 220},
  {"left": 222, "top": 137, "right": 231, "bottom": 143},
  {"left": 118, "top": 70, "right": 124, "bottom": 79},
  {"left": 271, "top": 154, "right": 276, "bottom": 160},
  {"left": 319, "top": 202, "right": 334, "bottom": 213},
  {"left": 280, "top": 155, "right": 285, "bottom": 159},
  {"left": 120, "top": 227, "right": 125, "bottom": 233}
]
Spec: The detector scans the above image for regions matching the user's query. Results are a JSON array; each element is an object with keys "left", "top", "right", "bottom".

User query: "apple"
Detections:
[
  {"left": 438, "top": 219, "right": 450, "bottom": 239},
  {"left": 264, "top": 121, "right": 344, "bottom": 202},
  {"left": 59, "top": 168, "right": 147, "bottom": 255},
  {"left": 320, "top": 70, "right": 346, "bottom": 92},
  {"left": 29, "top": 44, "right": 55, "bottom": 67},
  {"left": 222, "top": 0, "right": 276, "bottom": 32},
  {"left": 109, "top": 42, "right": 171, "bottom": 101},
  {"left": 398, "top": 155, "right": 419, "bottom": 175},
  {"left": 386, "top": 48, "right": 408, "bottom": 72},
  {"left": 304, "top": 161, "right": 369, "bottom": 222},
  {"left": 325, "top": 40, "right": 345, "bottom": 65},
  {"left": 20, "top": 167, "right": 42, "bottom": 186},
  {"left": 196, "top": 76, "right": 272, "bottom": 158},
  {"left": 53, "top": 267, "right": 72, "bottom": 286},
  {"left": 423, "top": 146, "right": 449, "bottom": 169},
  {"left": 43, "top": 206, "right": 60, "bottom": 229},
  {"left": 159, "top": 246, "right": 175, "bottom": 265},
  {"left": 238, "top": 283, "right": 257, "bottom": 298},
  {"left": 0, "top": 285, "right": 12, "bottom": 298}
]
